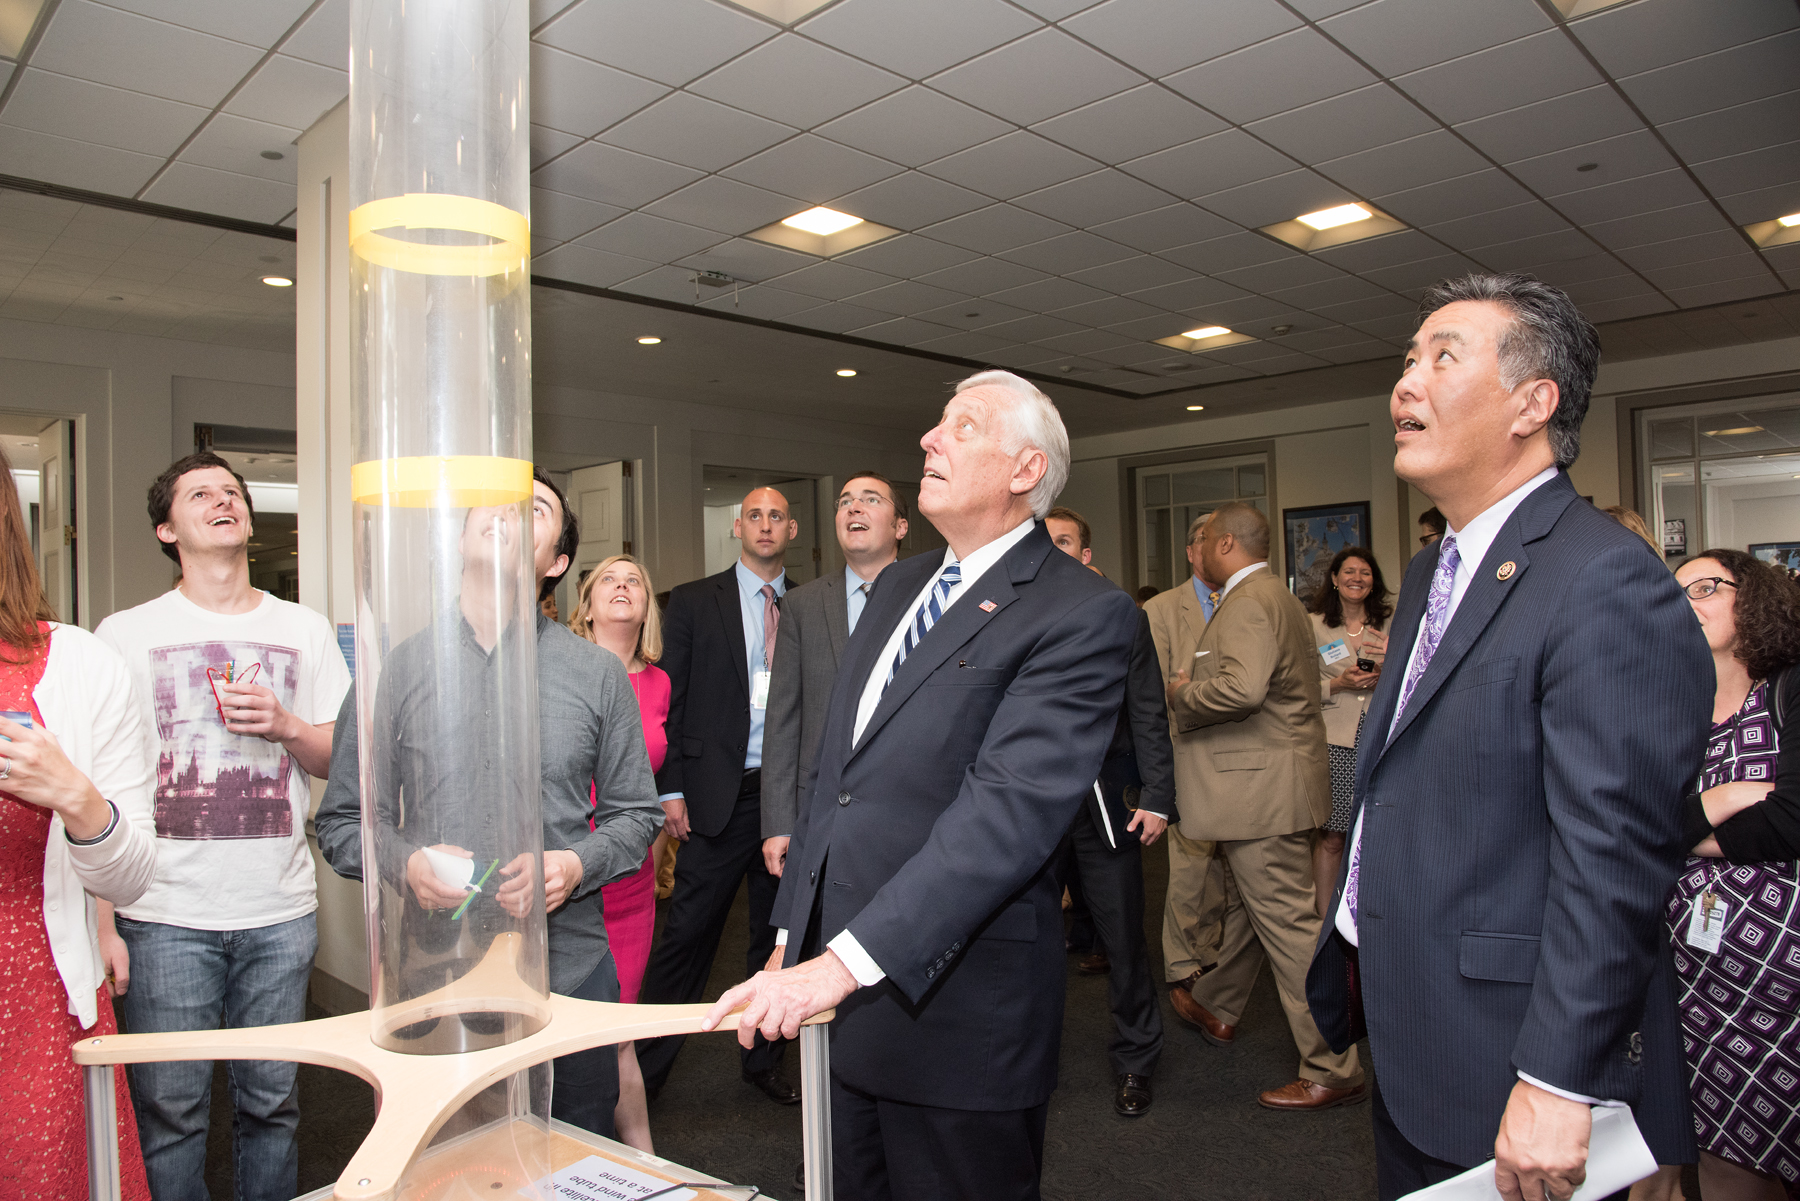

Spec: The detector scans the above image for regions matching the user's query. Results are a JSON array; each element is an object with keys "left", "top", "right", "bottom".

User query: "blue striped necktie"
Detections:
[{"left": 887, "top": 561, "right": 962, "bottom": 685}]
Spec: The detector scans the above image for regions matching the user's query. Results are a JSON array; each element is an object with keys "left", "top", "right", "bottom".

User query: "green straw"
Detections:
[{"left": 449, "top": 858, "right": 499, "bottom": 921}]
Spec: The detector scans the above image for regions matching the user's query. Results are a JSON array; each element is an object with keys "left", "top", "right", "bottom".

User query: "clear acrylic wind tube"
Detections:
[{"left": 349, "top": 0, "right": 548, "bottom": 1192}]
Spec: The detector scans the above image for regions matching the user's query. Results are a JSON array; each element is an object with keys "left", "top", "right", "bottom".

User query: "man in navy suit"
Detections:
[
  {"left": 1306, "top": 274, "right": 1711, "bottom": 1200},
  {"left": 705, "top": 370, "right": 1136, "bottom": 1200}
]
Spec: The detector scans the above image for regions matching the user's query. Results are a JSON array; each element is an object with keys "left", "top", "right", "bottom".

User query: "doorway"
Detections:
[
  {"left": 198, "top": 425, "right": 299, "bottom": 602},
  {"left": 0, "top": 416, "right": 76, "bottom": 622}
]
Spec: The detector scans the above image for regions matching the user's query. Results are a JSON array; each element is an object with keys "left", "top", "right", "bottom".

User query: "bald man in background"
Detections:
[{"left": 636, "top": 487, "right": 800, "bottom": 1103}]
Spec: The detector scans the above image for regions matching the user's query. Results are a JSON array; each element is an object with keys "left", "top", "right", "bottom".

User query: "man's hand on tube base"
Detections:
[
  {"left": 703, "top": 950, "right": 859, "bottom": 1049},
  {"left": 1494, "top": 1080, "right": 1592, "bottom": 1201}
]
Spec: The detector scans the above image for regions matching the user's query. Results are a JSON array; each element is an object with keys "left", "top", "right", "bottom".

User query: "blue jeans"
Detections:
[{"left": 115, "top": 914, "right": 317, "bottom": 1201}]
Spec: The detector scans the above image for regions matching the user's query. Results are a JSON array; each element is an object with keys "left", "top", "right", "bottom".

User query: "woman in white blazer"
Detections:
[{"left": 0, "top": 449, "right": 156, "bottom": 1199}]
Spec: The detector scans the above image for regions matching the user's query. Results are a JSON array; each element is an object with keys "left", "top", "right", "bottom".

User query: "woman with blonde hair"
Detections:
[
  {"left": 570, "top": 553, "right": 669, "bottom": 1152},
  {"left": 0, "top": 447, "right": 158, "bottom": 1197}
]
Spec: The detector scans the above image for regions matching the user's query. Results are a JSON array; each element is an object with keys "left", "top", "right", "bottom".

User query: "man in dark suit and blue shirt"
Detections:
[
  {"left": 636, "top": 487, "right": 799, "bottom": 1104},
  {"left": 760, "top": 472, "right": 908, "bottom": 880},
  {"left": 704, "top": 370, "right": 1136, "bottom": 1200},
  {"left": 1306, "top": 274, "right": 1710, "bottom": 1200}
]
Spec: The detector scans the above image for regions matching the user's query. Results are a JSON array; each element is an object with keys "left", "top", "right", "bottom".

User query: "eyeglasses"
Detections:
[
  {"left": 1418, "top": 532, "right": 1439, "bottom": 546},
  {"left": 1683, "top": 577, "right": 1738, "bottom": 600},
  {"left": 835, "top": 492, "right": 889, "bottom": 511}
]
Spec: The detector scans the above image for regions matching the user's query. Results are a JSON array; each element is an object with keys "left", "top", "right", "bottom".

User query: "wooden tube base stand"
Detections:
[{"left": 75, "top": 997, "right": 834, "bottom": 1201}]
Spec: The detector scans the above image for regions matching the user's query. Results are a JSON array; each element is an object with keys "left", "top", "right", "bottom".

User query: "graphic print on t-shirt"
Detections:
[{"left": 150, "top": 640, "right": 300, "bottom": 840}]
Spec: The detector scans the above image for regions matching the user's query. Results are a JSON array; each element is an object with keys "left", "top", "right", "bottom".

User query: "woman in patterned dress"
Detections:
[
  {"left": 0, "top": 450, "right": 159, "bottom": 1198},
  {"left": 1663, "top": 549, "right": 1800, "bottom": 1200}
]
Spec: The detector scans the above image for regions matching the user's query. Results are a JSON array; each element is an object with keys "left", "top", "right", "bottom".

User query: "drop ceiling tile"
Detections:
[
  {"left": 1570, "top": 0, "right": 1798, "bottom": 79},
  {"left": 178, "top": 115, "right": 304, "bottom": 185},
  {"left": 1690, "top": 141, "right": 1800, "bottom": 199},
  {"left": 982, "top": 313, "right": 1089, "bottom": 342},
  {"left": 1317, "top": 130, "right": 1489, "bottom": 200},
  {"left": 31, "top": 0, "right": 262, "bottom": 107},
  {"left": 600, "top": 92, "right": 795, "bottom": 172},
  {"left": 1266, "top": 275, "right": 1391, "bottom": 312},
  {"left": 1128, "top": 275, "right": 1253, "bottom": 311},
  {"left": 1586, "top": 295, "right": 1677, "bottom": 322},
  {"left": 922, "top": 205, "right": 1074, "bottom": 255},
  {"left": 1053, "top": 294, "right": 1168, "bottom": 326},
  {"left": 1030, "top": 85, "right": 1226, "bottom": 165},
  {"left": 1068, "top": 254, "right": 1193, "bottom": 293},
  {"left": 1276, "top": 325, "right": 1372, "bottom": 353},
  {"left": 1375, "top": 169, "right": 1534, "bottom": 227},
  {"left": 690, "top": 33, "right": 905, "bottom": 129},
  {"left": 1087, "top": 342, "right": 1178, "bottom": 367},
  {"left": 1454, "top": 86, "right": 1643, "bottom": 164},
  {"left": 225, "top": 55, "right": 348, "bottom": 130},
  {"left": 918, "top": 258, "right": 1052, "bottom": 296},
  {"left": 722, "top": 136, "right": 902, "bottom": 204},
  {"left": 678, "top": 237, "right": 818, "bottom": 282},
  {"left": 141, "top": 162, "right": 295, "bottom": 224},
  {"left": 1011, "top": 170, "right": 1171, "bottom": 227},
  {"left": 776, "top": 259, "right": 899, "bottom": 300},
  {"left": 1160, "top": 231, "right": 1292, "bottom": 273},
  {"left": 1553, "top": 169, "right": 1708, "bottom": 227},
  {"left": 1107, "top": 312, "right": 1196, "bottom": 338},
  {"left": 1351, "top": 312, "right": 1421, "bottom": 339},
  {"left": 1035, "top": 327, "right": 1137, "bottom": 355},
  {"left": 930, "top": 28, "right": 1140, "bottom": 126},
  {"left": 1473, "top": 227, "right": 1598, "bottom": 271},
  {"left": 847, "top": 279, "right": 969, "bottom": 316},
  {"left": 1320, "top": 0, "right": 1552, "bottom": 78},
  {"left": 695, "top": 284, "right": 821, "bottom": 320},
  {"left": 910, "top": 329, "right": 1020, "bottom": 357},
  {"left": 1584, "top": 203, "right": 1732, "bottom": 252},
  {"left": 835, "top": 171, "right": 991, "bottom": 229},
  {"left": 1616, "top": 231, "right": 1755, "bottom": 272},
  {"left": 643, "top": 176, "right": 805, "bottom": 235},
  {"left": 1199, "top": 170, "right": 1358, "bottom": 229},
  {"left": 105, "top": 0, "right": 313, "bottom": 46},
  {"left": 1716, "top": 180, "right": 1800, "bottom": 227},
  {"left": 1618, "top": 30, "right": 1800, "bottom": 125},
  {"left": 1531, "top": 252, "right": 1636, "bottom": 286},
  {"left": 0, "top": 126, "right": 162, "bottom": 196},
  {"left": 1306, "top": 291, "right": 1416, "bottom": 325},
  {"left": 813, "top": 86, "right": 1011, "bottom": 169},
  {"left": 535, "top": 0, "right": 775, "bottom": 87},
  {"left": 532, "top": 242, "right": 663, "bottom": 289},
  {"left": 797, "top": 0, "right": 1041, "bottom": 81},
  {"left": 1313, "top": 229, "right": 1443, "bottom": 273},
  {"left": 1363, "top": 252, "right": 1481, "bottom": 292},
  {"left": 978, "top": 344, "right": 1066, "bottom": 369},
  {"left": 3, "top": 69, "right": 207, "bottom": 159},
  {"left": 529, "top": 46, "right": 669, "bottom": 138},
  {"left": 850, "top": 315, "right": 964, "bottom": 344},
  {"left": 531, "top": 126, "right": 582, "bottom": 170},
  {"left": 1062, "top": 0, "right": 1300, "bottom": 78},
  {"left": 1397, "top": 32, "right": 1601, "bottom": 127},
  {"left": 1664, "top": 276, "right": 1783, "bottom": 308},
  {"left": 1122, "top": 130, "right": 1296, "bottom": 201},
  {"left": 998, "top": 230, "right": 1136, "bottom": 273},
  {"left": 1425, "top": 203, "right": 1572, "bottom": 252},
  {"left": 1560, "top": 274, "right": 1660, "bottom": 307},
  {"left": 783, "top": 300, "right": 895, "bottom": 333},
  {"left": 1314, "top": 340, "right": 1399, "bottom": 363},
  {"left": 1216, "top": 254, "right": 1343, "bottom": 294},
  {"left": 1662, "top": 90, "right": 1800, "bottom": 167},
  {"left": 1508, "top": 131, "right": 1679, "bottom": 200},
  {"left": 530, "top": 188, "right": 627, "bottom": 242},
  {"left": 989, "top": 275, "right": 1112, "bottom": 312},
  {"left": 1163, "top": 27, "right": 1375, "bottom": 125},
  {"left": 282, "top": 0, "right": 345, "bottom": 68},
  {"left": 1642, "top": 252, "right": 1775, "bottom": 291},
  {"left": 915, "top": 296, "right": 1036, "bottom": 329},
  {"left": 835, "top": 234, "right": 980, "bottom": 277},
  {"left": 1248, "top": 86, "right": 1439, "bottom": 165},
  {"left": 532, "top": 142, "right": 704, "bottom": 210},
  {"left": 575, "top": 212, "right": 727, "bottom": 262},
  {"left": 926, "top": 132, "right": 1100, "bottom": 200}
]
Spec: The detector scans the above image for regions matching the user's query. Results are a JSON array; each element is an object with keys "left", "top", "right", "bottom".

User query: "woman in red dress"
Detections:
[
  {"left": 0, "top": 451, "right": 158, "bottom": 1198},
  {"left": 571, "top": 553, "right": 670, "bottom": 1154}
]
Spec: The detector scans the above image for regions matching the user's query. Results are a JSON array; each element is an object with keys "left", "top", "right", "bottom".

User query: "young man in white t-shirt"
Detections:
[{"left": 96, "top": 452, "right": 350, "bottom": 1201}]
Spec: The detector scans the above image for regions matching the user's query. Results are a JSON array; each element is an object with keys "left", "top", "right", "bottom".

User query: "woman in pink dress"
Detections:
[{"left": 571, "top": 553, "right": 669, "bottom": 1153}]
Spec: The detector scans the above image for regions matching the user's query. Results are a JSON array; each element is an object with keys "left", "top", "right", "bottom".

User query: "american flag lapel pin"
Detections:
[{"left": 979, "top": 600, "right": 997, "bottom": 613}]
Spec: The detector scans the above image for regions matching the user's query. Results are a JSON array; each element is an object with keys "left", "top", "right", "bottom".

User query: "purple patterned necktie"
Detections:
[{"left": 1346, "top": 534, "right": 1460, "bottom": 923}]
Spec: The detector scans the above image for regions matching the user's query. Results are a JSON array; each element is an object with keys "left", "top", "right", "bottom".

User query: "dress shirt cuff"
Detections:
[
  {"left": 1516, "top": 1072, "right": 1623, "bottom": 1108},
  {"left": 827, "top": 930, "right": 885, "bottom": 987},
  {"left": 657, "top": 792, "right": 684, "bottom": 803},
  {"left": 774, "top": 928, "right": 787, "bottom": 946}
]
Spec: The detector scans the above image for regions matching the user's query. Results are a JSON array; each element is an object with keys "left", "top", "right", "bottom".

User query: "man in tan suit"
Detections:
[
  {"left": 1163, "top": 502, "right": 1364, "bottom": 1110},
  {"left": 1142, "top": 514, "right": 1226, "bottom": 994}
]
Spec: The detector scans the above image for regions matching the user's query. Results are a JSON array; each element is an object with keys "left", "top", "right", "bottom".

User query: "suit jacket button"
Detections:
[{"left": 838, "top": 792, "right": 851, "bottom": 806}]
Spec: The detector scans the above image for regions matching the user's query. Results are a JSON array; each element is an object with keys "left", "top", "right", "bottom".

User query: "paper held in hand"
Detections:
[
  {"left": 1399, "top": 1106, "right": 1656, "bottom": 1200},
  {"left": 525, "top": 1154, "right": 696, "bottom": 1201}
]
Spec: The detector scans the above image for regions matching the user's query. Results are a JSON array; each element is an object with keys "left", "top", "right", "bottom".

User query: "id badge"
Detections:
[
  {"left": 1319, "top": 639, "right": 1351, "bottom": 666},
  {"left": 751, "top": 669, "right": 771, "bottom": 710},
  {"left": 1684, "top": 891, "right": 1728, "bottom": 953}
]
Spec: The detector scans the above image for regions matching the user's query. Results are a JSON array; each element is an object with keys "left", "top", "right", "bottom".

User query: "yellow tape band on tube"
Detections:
[
  {"left": 351, "top": 456, "right": 533, "bottom": 508},
  {"left": 348, "top": 194, "right": 530, "bottom": 278}
]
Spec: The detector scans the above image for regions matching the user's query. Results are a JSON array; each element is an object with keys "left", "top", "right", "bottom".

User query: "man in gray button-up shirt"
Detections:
[{"left": 315, "top": 471, "right": 660, "bottom": 1136}]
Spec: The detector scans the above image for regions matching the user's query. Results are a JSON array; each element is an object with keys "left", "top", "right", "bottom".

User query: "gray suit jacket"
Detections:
[{"left": 760, "top": 568, "right": 853, "bottom": 840}]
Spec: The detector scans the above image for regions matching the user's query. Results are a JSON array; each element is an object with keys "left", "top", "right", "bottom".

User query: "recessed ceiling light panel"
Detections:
[
  {"left": 1182, "top": 325, "right": 1231, "bottom": 340},
  {"left": 1154, "top": 325, "right": 1258, "bottom": 354},
  {"left": 1744, "top": 212, "right": 1800, "bottom": 249},
  {"left": 746, "top": 209, "right": 902, "bottom": 258},
  {"left": 1297, "top": 204, "right": 1371, "bottom": 232},
  {"left": 782, "top": 206, "right": 864, "bottom": 237},
  {"left": 1259, "top": 203, "right": 1406, "bottom": 253}
]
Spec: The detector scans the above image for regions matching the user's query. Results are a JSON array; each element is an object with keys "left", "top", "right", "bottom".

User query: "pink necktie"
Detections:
[{"left": 760, "top": 584, "right": 778, "bottom": 669}]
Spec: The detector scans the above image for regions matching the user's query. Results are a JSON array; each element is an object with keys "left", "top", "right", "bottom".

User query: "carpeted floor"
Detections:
[{"left": 198, "top": 842, "right": 1387, "bottom": 1199}]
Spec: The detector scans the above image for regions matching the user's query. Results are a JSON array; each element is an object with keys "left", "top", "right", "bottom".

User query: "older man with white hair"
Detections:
[{"left": 705, "top": 370, "right": 1137, "bottom": 1199}]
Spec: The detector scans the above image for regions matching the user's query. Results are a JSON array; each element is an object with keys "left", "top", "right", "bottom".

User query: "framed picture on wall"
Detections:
[
  {"left": 1750, "top": 542, "right": 1800, "bottom": 572},
  {"left": 1283, "top": 502, "right": 1371, "bottom": 604}
]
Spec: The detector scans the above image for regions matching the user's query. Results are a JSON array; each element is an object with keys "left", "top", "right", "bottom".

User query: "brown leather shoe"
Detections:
[
  {"left": 1078, "top": 951, "right": 1110, "bottom": 975},
  {"left": 1169, "top": 986, "right": 1235, "bottom": 1046},
  {"left": 1257, "top": 1078, "right": 1367, "bottom": 1111}
]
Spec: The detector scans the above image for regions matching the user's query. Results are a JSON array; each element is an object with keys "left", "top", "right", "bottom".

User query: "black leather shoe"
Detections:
[
  {"left": 1114, "top": 1073, "right": 1152, "bottom": 1116},
  {"left": 743, "top": 1068, "right": 800, "bottom": 1105}
]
